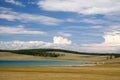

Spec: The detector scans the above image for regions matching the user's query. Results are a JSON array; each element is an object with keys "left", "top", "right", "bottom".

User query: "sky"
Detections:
[{"left": 0, "top": 0, "right": 120, "bottom": 53}]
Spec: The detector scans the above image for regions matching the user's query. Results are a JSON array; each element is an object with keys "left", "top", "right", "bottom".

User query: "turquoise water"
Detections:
[{"left": 0, "top": 60, "right": 91, "bottom": 66}]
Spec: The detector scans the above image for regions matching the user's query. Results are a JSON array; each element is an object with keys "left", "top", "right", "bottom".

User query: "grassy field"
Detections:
[
  {"left": 0, "top": 51, "right": 120, "bottom": 80},
  {"left": 0, "top": 52, "right": 114, "bottom": 62},
  {"left": 0, "top": 64, "right": 120, "bottom": 80}
]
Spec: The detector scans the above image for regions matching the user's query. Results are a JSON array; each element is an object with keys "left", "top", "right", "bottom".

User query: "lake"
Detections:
[{"left": 0, "top": 60, "right": 91, "bottom": 66}]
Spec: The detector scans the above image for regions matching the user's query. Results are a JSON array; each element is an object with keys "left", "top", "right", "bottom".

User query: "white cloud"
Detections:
[
  {"left": 58, "top": 32, "right": 72, "bottom": 37},
  {"left": 0, "top": 41, "right": 52, "bottom": 50},
  {"left": 0, "top": 7, "right": 62, "bottom": 25},
  {"left": 5, "top": 0, "right": 25, "bottom": 7},
  {"left": 78, "top": 44, "right": 120, "bottom": 53},
  {"left": 0, "top": 25, "right": 46, "bottom": 35},
  {"left": 0, "top": 33, "right": 120, "bottom": 53},
  {"left": 53, "top": 36, "right": 72, "bottom": 45},
  {"left": 38, "top": 0, "right": 120, "bottom": 15},
  {"left": 79, "top": 31, "right": 120, "bottom": 53},
  {"left": 0, "top": 36, "right": 72, "bottom": 50},
  {"left": 103, "top": 31, "right": 120, "bottom": 45}
]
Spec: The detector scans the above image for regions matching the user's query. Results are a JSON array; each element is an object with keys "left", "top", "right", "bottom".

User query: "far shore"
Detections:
[{"left": 0, "top": 52, "right": 120, "bottom": 65}]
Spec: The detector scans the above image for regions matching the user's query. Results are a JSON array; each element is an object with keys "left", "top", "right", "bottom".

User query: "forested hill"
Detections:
[{"left": 0, "top": 48, "right": 120, "bottom": 58}]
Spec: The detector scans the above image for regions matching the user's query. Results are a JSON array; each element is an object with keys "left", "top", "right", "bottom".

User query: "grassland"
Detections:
[
  {"left": 0, "top": 51, "right": 120, "bottom": 63},
  {"left": 0, "top": 52, "right": 111, "bottom": 62},
  {"left": 0, "top": 49, "right": 120, "bottom": 80},
  {"left": 0, "top": 64, "right": 120, "bottom": 80}
]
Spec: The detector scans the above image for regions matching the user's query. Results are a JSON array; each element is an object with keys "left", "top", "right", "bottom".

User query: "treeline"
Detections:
[
  {"left": 0, "top": 49, "right": 65, "bottom": 57},
  {"left": 0, "top": 48, "right": 120, "bottom": 58},
  {"left": 38, "top": 49, "right": 120, "bottom": 58}
]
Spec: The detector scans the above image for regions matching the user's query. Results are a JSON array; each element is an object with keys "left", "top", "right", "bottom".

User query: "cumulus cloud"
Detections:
[
  {"left": 0, "top": 7, "right": 62, "bottom": 25},
  {"left": 0, "top": 25, "right": 46, "bottom": 35},
  {"left": 79, "top": 31, "right": 120, "bottom": 53},
  {"left": 0, "top": 36, "right": 72, "bottom": 50},
  {"left": 5, "top": 0, "right": 25, "bottom": 7},
  {"left": 0, "top": 32, "right": 120, "bottom": 52},
  {"left": 53, "top": 36, "right": 72, "bottom": 45},
  {"left": 38, "top": 0, "right": 120, "bottom": 15},
  {"left": 103, "top": 31, "right": 120, "bottom": 45},
  {"left": 0, "top": 31, "right": 120, "bottom": 53}
]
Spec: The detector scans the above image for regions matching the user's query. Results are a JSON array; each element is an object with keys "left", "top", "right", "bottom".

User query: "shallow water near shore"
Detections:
[{"left": 0, "top": 60, "right": 91, "bottom": 66}]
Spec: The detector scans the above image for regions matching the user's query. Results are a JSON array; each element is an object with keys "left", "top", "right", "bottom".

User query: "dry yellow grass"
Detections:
[
  {"left": 0, "top": 64, "right": 120, "bottom": 80},
  {"left": 0, "top": 52, "right": 111, "bottom": 62},
  {"left": 0, "top": 52, "right": 120, "bottom": 80}
]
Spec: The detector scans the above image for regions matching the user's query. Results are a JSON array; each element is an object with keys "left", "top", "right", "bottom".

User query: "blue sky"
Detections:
[{"left": 0, "top": 0, "right": 120, "bottom": 53}]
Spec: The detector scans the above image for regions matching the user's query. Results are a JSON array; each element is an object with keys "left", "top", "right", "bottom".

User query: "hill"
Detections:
[
  {"left": 0, "top": 48, "right": 120, "bottom": 62},
  {"left": 0, "top": 48, "right": 120, "bottom": 57}
]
